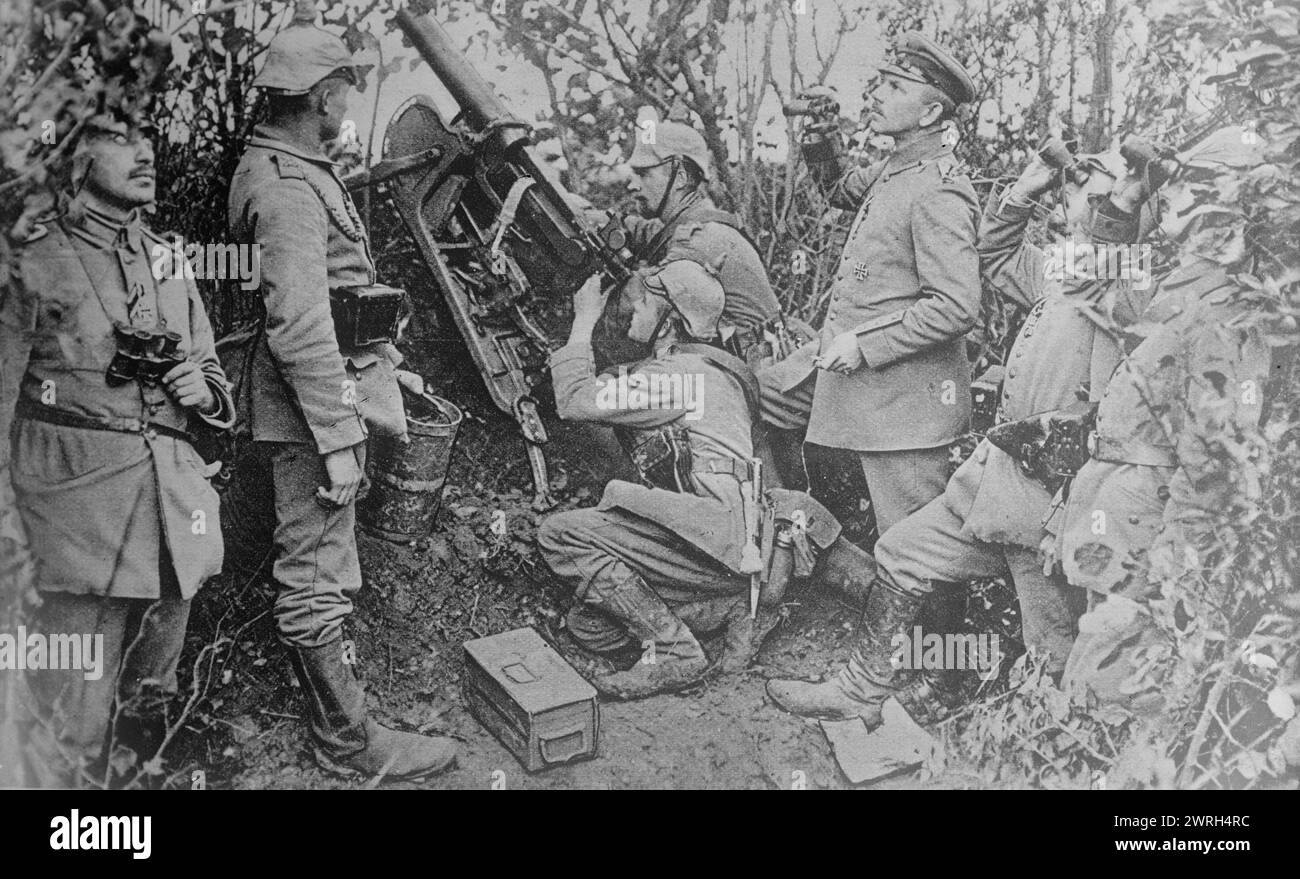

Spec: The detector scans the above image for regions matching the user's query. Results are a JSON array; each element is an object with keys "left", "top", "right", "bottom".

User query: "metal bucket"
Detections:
[{"left": 359, "top": 389, "right": 462, "bottom": 542}]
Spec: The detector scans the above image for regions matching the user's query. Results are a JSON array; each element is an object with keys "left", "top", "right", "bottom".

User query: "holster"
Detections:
[
  {"left": 329, "top": 285, "right": 406, "bottom": 348},
  {"left": 986, "top": 401, "right": 1098, "bottom": 494},
  {"left": 970, "top": 365, "right": 1005, "bottom": 435},
  {"left": 621, "top": 426, "right": 694, "bottom": 492}
]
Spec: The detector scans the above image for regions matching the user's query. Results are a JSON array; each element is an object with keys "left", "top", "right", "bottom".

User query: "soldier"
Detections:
[
  {"left": 224, "top": 8, "right": 456, "bottom": 780},
  {"left": 766, "top": 145, "right": 1158, "bottom": 723},
  {"left": 757, "top": 32, "right": 981, "bottom": 540},
  {"left": 1051, "top": 143, "right": 1273, "bottom": 715},
  {"left": 593, "top": 113, "right": 789, "bottom": 370},
  {"left": 1, "top": 109, "right": 234, "bottom": 786},
  {"left": 538, "top": 261, "right": 852, "bottom": 698}
]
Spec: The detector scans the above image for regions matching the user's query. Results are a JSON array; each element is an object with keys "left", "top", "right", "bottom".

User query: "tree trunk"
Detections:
[{"left": 1082, "top": 0, "right": 1115, "bottom": 152}]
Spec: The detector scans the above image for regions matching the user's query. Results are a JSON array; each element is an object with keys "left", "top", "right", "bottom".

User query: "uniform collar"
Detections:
[
  {"left": 66, "top": 199, "right": 148, "bottom": 252},
  {"left": 883, "top": 126, "right": 952, "bottom": 176},
  {"left": 249, "top": 123, "right": 337, "bottom": 167}
]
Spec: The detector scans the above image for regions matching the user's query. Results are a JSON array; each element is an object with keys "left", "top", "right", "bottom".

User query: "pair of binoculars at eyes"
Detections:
[
  {"left": 106, "top": 322, "right": 185, "bottom": 388},
  {"left": 782, "top": 94, "right": 841, "bottom": 120},
  {"left": 1038, "top": 134, "right": 1174, "bottom": 183}
]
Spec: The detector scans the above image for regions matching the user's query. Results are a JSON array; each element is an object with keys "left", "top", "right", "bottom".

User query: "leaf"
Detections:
[{"left": 1267, "top": 687, "right": 1296, "bottom": 721}]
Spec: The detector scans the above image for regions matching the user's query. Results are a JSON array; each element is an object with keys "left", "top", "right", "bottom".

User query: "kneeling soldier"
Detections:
[
  {"left": 539, "top": 262, "right": 854, "bottom": 698},
  {"left": 1, "top": 111, "right": 233, "bottom": 786}
]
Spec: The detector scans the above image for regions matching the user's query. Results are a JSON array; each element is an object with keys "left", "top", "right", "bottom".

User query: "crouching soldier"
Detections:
[
  {"left": 224, "top": 8, "right": 456, "bottom": 780},
  {"left": 538, "top": 261, "right": 859, "bottom": 698},
  {"left": 1, "top": 111, "right": 234, "bottom": 786},
  {"left": 1052, "top": 142, "right": 1274, "bottom": 715}
]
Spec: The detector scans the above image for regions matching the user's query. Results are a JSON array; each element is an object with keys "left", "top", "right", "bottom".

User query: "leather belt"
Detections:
[
  {"left": 1087, "top": 431, "right": 1177, "bottom": 467},
  {"left": 693, "top": 457, "right": 751, "bottom": 480},
  {"left": 16, "top": 398, "right": 193, "bottom": 444}
]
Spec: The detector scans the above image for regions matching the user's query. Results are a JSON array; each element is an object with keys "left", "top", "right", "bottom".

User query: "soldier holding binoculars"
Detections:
[{"left": 1, "top": 110, "right": 234, "bottom": 787}]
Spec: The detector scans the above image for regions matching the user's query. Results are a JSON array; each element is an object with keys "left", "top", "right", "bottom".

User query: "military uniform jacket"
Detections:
[
  {"left": 228, "top": 125, "right": 405, "bottom": 454},
  {"left": 953, "top": 188, "right": 1152, "bottom": 548},
  {"left": 626, "top": 198, "right": 781, "bottom": 334},
  {"left": 764, "top": 126, "right": 981, "bottom": 451},
  {"left": 0, "top": 207, "right": 234, "bottom": 598},
  {"left": 550, "top": 338, "right": 839, "bottom": 574},
  {"left": 598, "top": 199, "right": 782, "bottom": 368},
  {"left": 1055, "top": 260, "right": 1271, "bottom": 593}
]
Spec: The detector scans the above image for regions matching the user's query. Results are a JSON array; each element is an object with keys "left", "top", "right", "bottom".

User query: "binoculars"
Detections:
[
  {"left": 783, "top": 94, "right": 840, "bottom": 120},
  {"left": 1036, "top": 136, "right": 1093, "bottom": 185},
  {"left": 106, "top": 322, "right": 185, "bottom": 388}
]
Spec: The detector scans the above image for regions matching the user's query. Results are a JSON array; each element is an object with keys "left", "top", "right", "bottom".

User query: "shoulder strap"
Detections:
[{"left": 676, "top": 341, "right": 761, "bottom": 422}]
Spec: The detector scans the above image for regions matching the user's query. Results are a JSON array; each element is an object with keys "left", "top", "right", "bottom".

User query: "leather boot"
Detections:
[
  {"left": 587, "top": 571, "right": 709, "bottom": 699},
  {"left": 767, "top": 577, "right": 924, "bottom": 725},
  {"left": 289, "top": 639, "right": 457, "bottom": 782},
  {"left": 915, "top": 581, "right": 968, "bottom": 696},
  {"left": 813, "top": 535, "right": 878, "bottom": 605},
  {"left": 717, "top": 597, "right": 782, "bottom": 674}
]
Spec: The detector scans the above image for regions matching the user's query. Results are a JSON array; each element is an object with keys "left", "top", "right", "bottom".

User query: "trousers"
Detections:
[
  {"left": 221, "top": 441, "right": 364, "bottom": 648},
  {"left": 757, "top": 364, "right": 949, "bottom": 535},
  {"left": 19, "top": 591, "right": 190, "bottom": 787},
  {"left": 537, "top": 506, "right": 747, "bottom": 652}
]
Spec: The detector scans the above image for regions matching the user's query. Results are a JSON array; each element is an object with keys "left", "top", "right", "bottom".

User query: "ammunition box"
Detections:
[{"left": 463, "top": 627, "right": 599, "bottom": 772}]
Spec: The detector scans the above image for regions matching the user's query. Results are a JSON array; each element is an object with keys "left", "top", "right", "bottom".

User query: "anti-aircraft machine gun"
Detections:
[{"left": 347, "top": 7, "right": 635, "bottom": 511}]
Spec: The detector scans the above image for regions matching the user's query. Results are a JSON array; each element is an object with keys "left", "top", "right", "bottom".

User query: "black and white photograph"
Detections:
[{"left": 0, "top": 0, "right": 1296, "bottom": 817}]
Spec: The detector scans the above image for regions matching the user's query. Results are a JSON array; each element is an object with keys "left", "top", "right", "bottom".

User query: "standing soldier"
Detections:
[
  {"left": 594, "top": 112, "right": 790, "bottom": 370},
  {"left": 225, "top": 7, "right": 456, "bottom": 780},
  {"left": 1, "top": 109, "right": 233, "bottom": 787},
  {"left": 767, "top": 146, "right": 1157, "bottom": 723},
  {"left": 758, "top": 33, "right": 981, "bottom": 540}
]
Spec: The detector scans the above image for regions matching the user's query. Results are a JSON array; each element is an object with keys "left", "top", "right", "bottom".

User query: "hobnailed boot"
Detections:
[
  {"left": 289, "top": 639, "right": 457, "bottom": 782},
  {"left": 766, "top": 577, "right": 924, "bottom": 725},
  {"left": 813, "top": 535, "right": 878, "bottom": 605},
  {"left": 587, "top": 572, "right": 709, "bottom": 699}
]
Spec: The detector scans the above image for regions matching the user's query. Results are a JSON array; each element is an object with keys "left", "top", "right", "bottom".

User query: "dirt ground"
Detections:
[{"left": 174, "top": 325, "right": 1017, "bottom": 791}]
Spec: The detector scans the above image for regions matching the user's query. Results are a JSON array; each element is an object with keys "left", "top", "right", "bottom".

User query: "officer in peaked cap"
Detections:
[
  {"left": 225, "top": 0, "right": 456, "bottom": 782},
  {"left": 877, "top": 31, "right": 977, "bottom": 110},
  {"left": 760, "top": 31, "right": 983, "bottom": 725}
]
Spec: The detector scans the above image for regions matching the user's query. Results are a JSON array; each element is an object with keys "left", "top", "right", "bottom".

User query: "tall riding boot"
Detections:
[
  {"left": 767, "top": 577, "right": 924, "bottom": 725},
  {"left": 587, "top": 571, "right": 709, "bottom": 699},
  {"left": 289, "top": 638, "right": 457, "bottom": 782},
  {"left": 813, "top": 535, "right": 878, "bottom": 605},
  {"left": 914, "top": 581, "right": 968, "bottom": 695}
]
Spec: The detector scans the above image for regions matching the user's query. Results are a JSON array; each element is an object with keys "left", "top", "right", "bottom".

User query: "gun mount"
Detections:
[{"left": 346, "top": 7, "right": 634, "bottom": 511}]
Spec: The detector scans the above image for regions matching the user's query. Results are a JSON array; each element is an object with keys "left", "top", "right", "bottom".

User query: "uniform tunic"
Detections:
[
  {"left": 1056, "top": 260, "right": 1271, "bottom": 596},
  {"left": 226, "top": 124, "right": 408, "bottom": 647},
  {"left": 760, "top": 125, "right": 981, "bottom": 452},
  {"left": 1054, "top": 259, "right": 1271, "bottom": 710},
  {"left": 865, "top": 188, "right": 1147, "bottom": 669},
  {"left": 227, "top": 124, "right": 406, "bottom": 452},
  {"left": 596, "top": 198, "right": 782, "bottom": 370},
  {"left": 1, "top": 207, "right": 233, "bottom": 599},
  {"left": 539, "top": 336, "right": 841, "bottom": 608}
]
